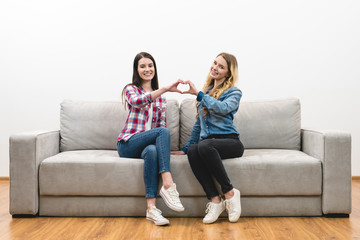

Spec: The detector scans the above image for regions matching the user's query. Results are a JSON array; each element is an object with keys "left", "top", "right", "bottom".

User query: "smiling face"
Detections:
[
  {"left": 209, "top": 55, "right": 229, "bottom": 82},
  {"left": 137, "top": 57, "right": 155, "bottom": 82}
]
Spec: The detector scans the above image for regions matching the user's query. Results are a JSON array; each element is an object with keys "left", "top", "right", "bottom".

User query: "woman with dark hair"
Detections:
[
  {"left": 117, "top": 52, "right": 184, "bottom": 226},
  {"left": 172, "top": 52, "right": 244, "bottom": 224}
]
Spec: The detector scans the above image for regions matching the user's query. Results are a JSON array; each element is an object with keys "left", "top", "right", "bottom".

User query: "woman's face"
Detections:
[
  {"left": 137, "top": 57, "right": 155, "bottom": 82},
  {"left": 210, "top": 56, "right": 229, "bottom": 81}
]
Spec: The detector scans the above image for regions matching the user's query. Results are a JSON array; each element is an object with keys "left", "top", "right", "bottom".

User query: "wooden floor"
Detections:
[{"left": 1, "top": 180, "right": 360, "bottom": 240}]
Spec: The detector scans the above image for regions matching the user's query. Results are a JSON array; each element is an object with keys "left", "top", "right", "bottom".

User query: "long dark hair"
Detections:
[{"left": 121, "top": 52, "right": 159, "bottom": 104}]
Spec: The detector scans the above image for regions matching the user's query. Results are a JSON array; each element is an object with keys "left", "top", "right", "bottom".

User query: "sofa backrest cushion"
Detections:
[
  {"left": 60, "top": 99, "right": 180, "bottom": 152},
  {"left": 180, "top": 98, "right": 301, "bottom": 150}
]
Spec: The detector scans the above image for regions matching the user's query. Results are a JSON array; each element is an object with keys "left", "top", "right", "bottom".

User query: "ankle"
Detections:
[
  {"left": 161, "top": 172, "right": 174, "bottom": 190},
  {"left": 147, "top": 198, "right": 156, "bottom": 211},
  {"left": 224, "top": 189, "right": 234, "bottom": 199},
  {"left": 163, "top": 182, "right": 174, "bottom": 190},
  {"left": 211, "top": 196, "right": 222, "bottom": 204}
]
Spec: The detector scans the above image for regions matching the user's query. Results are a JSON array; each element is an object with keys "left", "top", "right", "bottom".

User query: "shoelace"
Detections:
[
  {"left": 167, "top": 187, "right": 181, "bottom": 204},
  {"left": 205, "top": 202, "right": 215, "bottom": 214},
  {"left": 150, "top": 207, "right": 164, "bottom": 220},
  {"left": 224, "top": 199, "right": 234, "bottom": 213}
]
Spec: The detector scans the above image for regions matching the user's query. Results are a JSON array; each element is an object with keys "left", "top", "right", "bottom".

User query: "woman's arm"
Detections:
[
  {"left": 182, "top": 118, "right": 201, "bottom": 154},
  {"left": 199, "top": 89, "right": 242, "bottom": 115},
  {"left": 126, "top": 79, "right": 183, "bottom": 108},
  {"left": 150, "top": 79, "right": 183, "bottom": 100},
  {"left": 125, "top": 85, "right": 153, "bottom": 108},
  {"left": 182, "top": 80, "right": 242, "bottom": 115}
]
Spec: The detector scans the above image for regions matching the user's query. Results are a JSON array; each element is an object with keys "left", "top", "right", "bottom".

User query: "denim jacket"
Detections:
[{"left": 182, "top": 87, "right": 242, "bottom": 153}]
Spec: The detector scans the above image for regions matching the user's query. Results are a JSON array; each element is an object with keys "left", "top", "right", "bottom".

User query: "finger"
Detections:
[{"left": 171, "top": 88, "right": 182, "bottom": 93}]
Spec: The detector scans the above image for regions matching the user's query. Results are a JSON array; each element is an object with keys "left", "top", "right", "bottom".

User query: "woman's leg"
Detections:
[
  {"left": 118, "top": 127, "right": 183, "bottom": 212},
  {"left": 187, "top": 144, "right": 220, "bottom": 200},
  {"left": 196, "top": 138, "right": 244, "bottom": 223},
  {"left": 187, "top": 144, "right": 227, "bottom": 224},
  {"left": 161, "top": 172, "right": 174, "bottom": 189},
  {"left": 118, "top": 127, "right": 172, "bottom": 173},
  {"left": 117, "top": 128, "right": 168, "bottom": 200},
  {"left": 141, "top": 145, "right": 159, "bottom": 199},
  {"left": 117, "top": 127, "right": 169, "bottom": 159},
  {"left": 153, "top": 127, "right": 171, "bottom": 174},
  {"left": 140, "top": 144, "right": 172, "bottom": 225},
  {"left": 197, "top": 138, "right": 244, "bottom": 195}
]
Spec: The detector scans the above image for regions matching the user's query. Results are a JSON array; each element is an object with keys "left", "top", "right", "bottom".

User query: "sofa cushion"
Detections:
[
  {"left": 60, "top": 99, "right": 179, "bottom": 152},
  {"left": 39, "top": 149, "right": 321, "bottom": 197},
  {"left": 180, "top": 98, "right": 301, "bottom": 150},
  {"left": 39, "top": 150, "right": 146, "bottom": 196},
  {"left": 171, "top": 149, "right": 321, "bottom": 196},
  {"left": 228, "top": 149, "right": 322, "bottom": 195}
]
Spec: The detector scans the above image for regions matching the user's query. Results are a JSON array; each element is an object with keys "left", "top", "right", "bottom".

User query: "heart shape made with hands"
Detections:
[{"left": 177, "top": 83, "right": 190, "bottom": 92}]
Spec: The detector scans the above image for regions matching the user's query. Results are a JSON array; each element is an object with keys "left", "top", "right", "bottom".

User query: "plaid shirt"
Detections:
[{"left": 117, "top": 85, "right": 167, "bottom": 142}]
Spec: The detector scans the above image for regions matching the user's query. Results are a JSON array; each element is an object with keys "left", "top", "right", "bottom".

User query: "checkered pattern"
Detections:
[{"left": 118, "top": 85, "right": 167, "bottom": 142}]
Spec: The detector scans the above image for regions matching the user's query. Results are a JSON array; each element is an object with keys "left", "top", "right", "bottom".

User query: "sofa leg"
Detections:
[
  {"left": 323, "top": 213, "right": 349, "bottom": 218},
  {"left": 12, "top": 214, "right": 38, "bottom": 218}
]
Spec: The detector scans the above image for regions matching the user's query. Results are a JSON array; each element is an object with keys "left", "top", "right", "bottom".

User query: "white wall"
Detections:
[{"left": 0, "top": 0, "right": 359, "bottom": 176}]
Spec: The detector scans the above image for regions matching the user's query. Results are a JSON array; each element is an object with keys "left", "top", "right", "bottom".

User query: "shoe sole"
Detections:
[
  {"left": 160, "top": 189, "right": 185, "bottom": 212},
  {"left": 146, "top": 217, "right": 169, "bottom": 226},
  {"left": 203, "top": 205, "right": 225, "bottom": 224},
  {"left": 203, "top": 218, "right": 220, "bottom": 224}
]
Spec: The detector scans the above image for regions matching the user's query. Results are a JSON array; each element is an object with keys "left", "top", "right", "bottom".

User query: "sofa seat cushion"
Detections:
[
  {"left": 40, "top": 149, "right": 321, "bottom": 197},
  {"left": 40, "top": 150, "right": 146, "bottom": 196},
  {"left": 171, "top": 149, "right": 322, "bottom": 196},
  {"left": 230, "top": 149, "right": 322, "bottom": 195}
]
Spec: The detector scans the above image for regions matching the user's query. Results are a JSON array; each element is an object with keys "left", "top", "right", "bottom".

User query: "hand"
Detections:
[
  {"left": 165, "top": 79, "right": 183, "bottom": 94},
  {"left": 171, "top": 151, "right": 186, "bottom": 155},
  {"left": 181, "top": 80, "right": 199, "bottom": 96}
]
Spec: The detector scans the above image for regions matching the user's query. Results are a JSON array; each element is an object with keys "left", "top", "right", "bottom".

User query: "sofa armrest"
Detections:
[
  {"left": 9, "top": 130, "right": 60, "bottom": 216},
  {"left": 301, "top": 129, "right": 351, "bottom": 215}
]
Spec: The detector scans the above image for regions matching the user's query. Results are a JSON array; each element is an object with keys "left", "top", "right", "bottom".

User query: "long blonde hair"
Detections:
[{"left": 197, "top": 52, "right": 238, "bottom": 118}]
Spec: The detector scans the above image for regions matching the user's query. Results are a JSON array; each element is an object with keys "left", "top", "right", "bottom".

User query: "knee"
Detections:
[
  {"left": 238, "top": 140, "right": 245, "bottom": 157},
  {"left": 158, "top": 127, "right": 170, "bottom": 136},
  {"left": 141, "top": 145, "right": 157, "bottom": 160}
]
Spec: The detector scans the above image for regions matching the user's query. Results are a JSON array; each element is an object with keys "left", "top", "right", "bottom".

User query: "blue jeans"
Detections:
[{"left": 117, "top": 127, "right": 171, "bottom": 198}]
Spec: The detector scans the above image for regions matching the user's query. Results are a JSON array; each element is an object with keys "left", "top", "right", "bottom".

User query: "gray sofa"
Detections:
[{"left": 9, "top": 98, "right": 352, "bottom": 217}]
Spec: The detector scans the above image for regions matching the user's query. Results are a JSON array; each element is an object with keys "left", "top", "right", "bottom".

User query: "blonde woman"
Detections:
[{"left": 172, "top": 53, "right": 244, "bottom": 224}]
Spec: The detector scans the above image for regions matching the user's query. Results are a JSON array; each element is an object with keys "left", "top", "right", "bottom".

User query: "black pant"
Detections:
[{"left": 187, "top": 135, "right": 244, "bottom": 199}]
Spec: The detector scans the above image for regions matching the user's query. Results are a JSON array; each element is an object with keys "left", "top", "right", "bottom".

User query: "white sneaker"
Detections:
[
  {"left": 224, "top": 188, "right": 241, "bottom": 222},
  {"left": 203, "top": 199, "right": 225, "bottom": 224},
  {"left": 146, "top": 206, "right": 170, "bottom": 226},
  {"left": 160, "top": 184, "right": 185, "bottom": 212}
]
